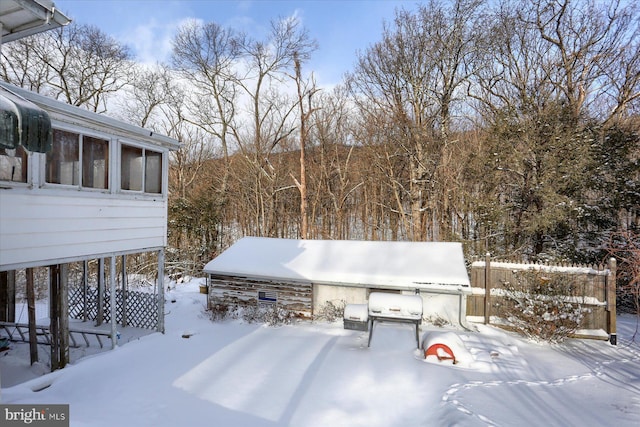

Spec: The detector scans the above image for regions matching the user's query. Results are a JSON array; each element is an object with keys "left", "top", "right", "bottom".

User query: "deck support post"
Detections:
[
  {"left": 82, "top": 260, "right": 89, "bottom": 322},
  {"left": 49, "top": 264, "right": 69, "bottom": 370},
  {"left": 97, "top": 258, "right": 105, "bottom": 326},
  {"left": 26, "top": 268, "right": 38, "bottom": 365},
  {"left": 110, "top": 256, "right": 117, "bottom": 349},
  {"left": 157, "top": 249, "right": 165, "bottom": 334},
  {"left": 121, "top": 255, "right": 127, "bottom": 327}
]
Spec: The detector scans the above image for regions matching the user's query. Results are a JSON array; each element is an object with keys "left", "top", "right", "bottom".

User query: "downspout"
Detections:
[{"left": 458, "top": 290, "right": 473, "bottom": 331}]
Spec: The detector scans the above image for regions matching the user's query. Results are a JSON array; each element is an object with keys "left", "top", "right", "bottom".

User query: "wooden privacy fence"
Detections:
[
  {"left": 68, "top": 287, "right": 159, "bottom": 330},
  {"left": 467, "top": 255, "right": 617, "bottom": 343}
]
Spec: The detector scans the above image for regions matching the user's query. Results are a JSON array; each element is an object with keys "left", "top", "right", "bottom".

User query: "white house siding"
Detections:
[
  {"left": 0, "top": 82, "right": 178, "bottom": 272},
  {"left": 418, "top": 293, "right": 467, "bottom": 325},
  {"left": 0, "top": 190, "right": 166, "bottom": 270},
  {"left": 312, "top": 284, "right": 367, "bottom": 314},
  {"left": 311, "top": 284, "right": 465, "bottom": 324}
]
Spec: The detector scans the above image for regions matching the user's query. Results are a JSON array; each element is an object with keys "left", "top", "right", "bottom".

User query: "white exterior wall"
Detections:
[
  {"left": 312, "top": 284, "right": 467, "bottom": 324},
  {"left": 0, "top": 83, "right": 178, "bottom": 272},
  {"left": 0, "top": 190, "right": 167, "bottom": 270},
  {"left": 312, "top": 284, "right": 367, "bottom": 314},
  {"left": 417, "top": 293, "right": 465, "bottom": 324}
]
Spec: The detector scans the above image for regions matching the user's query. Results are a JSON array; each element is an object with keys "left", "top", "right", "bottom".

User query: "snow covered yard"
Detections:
[{"left": 2, "top": 279, "right": 640, "bottom": 427}]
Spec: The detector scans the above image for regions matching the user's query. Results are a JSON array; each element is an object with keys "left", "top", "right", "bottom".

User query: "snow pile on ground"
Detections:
[{"left": 2, "top": 278, "right": 640, "bottom": 426}]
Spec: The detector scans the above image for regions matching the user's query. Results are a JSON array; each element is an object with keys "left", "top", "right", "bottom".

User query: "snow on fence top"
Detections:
[
  {"left": 204, "top": 237, "right": 471, "bottom": 292},
  {"left": 471, "top": 260, "right": 610, "bottom": 276}
]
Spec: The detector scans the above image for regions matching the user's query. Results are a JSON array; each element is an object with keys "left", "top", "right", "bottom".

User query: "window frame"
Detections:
[
  {"left": 45, "top": 128, "right": 80, "bottom": 187},
  {"left": 43, "top": 126, "right": 111, "bottom": 192},
  {"left": 81, "top": 134, "right": 110, "bottom": 190},
  {"left": 0, "top": 145, "right": 30, "bottom": 185},
  {"left": 118, "top": 140, "right": 165, "bottom": 195}
]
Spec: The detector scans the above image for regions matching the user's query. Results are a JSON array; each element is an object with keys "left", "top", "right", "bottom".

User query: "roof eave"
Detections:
[
  {"left": 0, "top": 82, "right": 181, "bottom": 151},
  {"left": 1, "top": 0, "right": 71, "bottom": 43},
  {"left": 206, "top": 270, "right": 472, "bottom": 295}
]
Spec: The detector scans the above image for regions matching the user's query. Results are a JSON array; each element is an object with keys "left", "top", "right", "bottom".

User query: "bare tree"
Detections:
[
  {"left": 233, "top": 16, "right": 317, "bottom": 236},
  {"left": 349, "top": 0, "right": 483, "bottom": 241},
  {"left": 165, "top": 98, "right": 221, "bottom": 271},
  {"left": 0, "top": 33, "right": 51, "bottom": 92},
  {"left": 290, "top": 54, "right": 319, "bottom": 239},
  {"left": 526, "top": 0, "right": 640, "bottom": 123},
  {"left": 118, "top": 63, "right": 175, "bottom": 128},
  {"left": 171, "top": 20, "right": 242, "bottom": 199},
  {"left": 43, "top": 24, "right": 131, "bottom": 112},
  {"left": 308, "top": 87, "right": 363, "bottom": 239},
  {"left": 1, "top": 23, "right": 132, "bottom": 112}
]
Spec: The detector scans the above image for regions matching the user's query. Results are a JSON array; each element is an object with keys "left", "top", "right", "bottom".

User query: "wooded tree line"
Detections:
[{"left": 2, "top": 0, "right": 639, "bottom": 278}]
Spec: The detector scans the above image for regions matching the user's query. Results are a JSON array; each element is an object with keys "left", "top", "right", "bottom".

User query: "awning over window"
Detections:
[{"left": 0, "top": 87, "right": 52, "bottom": 153}]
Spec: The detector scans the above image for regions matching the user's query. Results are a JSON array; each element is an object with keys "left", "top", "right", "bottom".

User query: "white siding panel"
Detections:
[
  {"left": 0, "top": 191, "right": 167, "bottom": 269},
  {"left": 313, "top": 284, "right": 368, "bottom": 314}
]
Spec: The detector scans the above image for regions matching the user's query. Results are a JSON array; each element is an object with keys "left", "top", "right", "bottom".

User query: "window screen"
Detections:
[
  {"left": 82, "top": 136, "right": 109, "bottom": 189},
  {"left": 121, "top": 144, "right": 143, "bottom": 191},
  {"left": 47, "top": 129, "right": 79, "bottom": 185},
  {"left": 145, "top": 150, "right": 162, "bottom": 194},
  {"left": 0, "top": 146, "right": 28, "bottom": 182}
]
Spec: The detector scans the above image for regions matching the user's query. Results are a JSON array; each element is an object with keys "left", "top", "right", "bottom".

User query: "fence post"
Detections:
[
  {"left": 607, "top": 257, "right": 617, "bottom": 345},
  {"left": 484, "top": 253, "right": 491, "bottom": 325}
]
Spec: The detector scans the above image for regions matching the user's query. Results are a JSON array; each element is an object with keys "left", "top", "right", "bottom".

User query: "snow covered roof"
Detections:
[{"left": 203, "top": 237, "right": 471, "bottom": 293}]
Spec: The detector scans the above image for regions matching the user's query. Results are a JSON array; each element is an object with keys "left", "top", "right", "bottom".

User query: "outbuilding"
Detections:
[{"left": 203, "top": 237, "right": 472, "bottom": 325}]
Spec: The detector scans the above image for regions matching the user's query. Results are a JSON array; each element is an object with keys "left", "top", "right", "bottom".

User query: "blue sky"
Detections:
[{"left": 53, "top": 0, "right": 421, "bottom": 87}]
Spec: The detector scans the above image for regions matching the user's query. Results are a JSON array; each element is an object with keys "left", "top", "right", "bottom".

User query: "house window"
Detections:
[
  {"left": 46, "top": 129, "right": 109, "bottom": 189},
  {"left": 46, "top": 129, "right": 79, "bottom": 185},
  {"left": 0, "top": 146, "right": 28, "bottom": 183},
  {"left": 145, "top": 150, "right": 162, "bottom": 193},
  {"left": 82, "top": 136, "right": 109, "bottom": 189},
  {"left": 121, "top": 144, "right": 162, "bottom": 194},
  {"left": 121, "top": 144, "right": 142, "bottom": 191}
]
